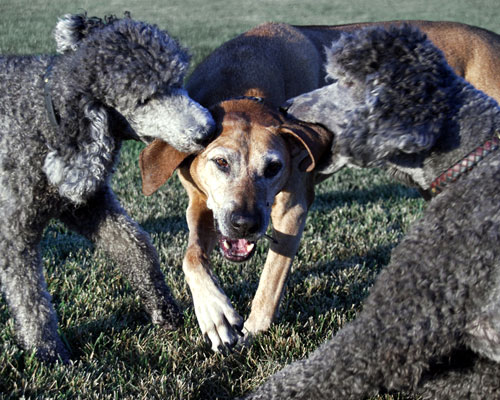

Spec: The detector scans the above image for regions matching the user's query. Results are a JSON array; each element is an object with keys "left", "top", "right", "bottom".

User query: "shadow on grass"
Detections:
[
  {"left": 211, "top": 241, "right": 397, "bottom": 339},
  {"left": 63, "top": 304, "right": 153, "bottom": 361},
  {"left": 41, "top": 222, "right": 93, "bottom": 262},
  {"left": 312, "top": 183, "right": 422, "bottom": 212},
  {"left": 42, "top": 214, "right": 189, "bottom": 258},
  {"left": 282, "top": 243, "right": 396, "bottom": 325},
  {"left": 141, "top": 215, "right": 188, "bottom": 236}
]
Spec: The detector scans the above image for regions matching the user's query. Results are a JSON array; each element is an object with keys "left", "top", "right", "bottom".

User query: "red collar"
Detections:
[{"left": 430, "top": 132, "right": 500, "bottom": 196}]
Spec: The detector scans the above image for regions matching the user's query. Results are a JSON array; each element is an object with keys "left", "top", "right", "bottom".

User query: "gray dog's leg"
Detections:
[
  {"left": 60, "top": 186, "right": 182, "bottom": 329},
  {"left": 417, "top": 354, "right": 500, "bottom": 399},
  {"left": 245, "top": 314, "right": 451, "bottom": 399},
  {"left": 0, "top": 234, "right": 70, "bottom": 363}
]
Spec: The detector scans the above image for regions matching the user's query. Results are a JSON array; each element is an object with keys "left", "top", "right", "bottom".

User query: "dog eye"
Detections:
[
  {"left": 264, "top": 161, "right": 282, "bottom": 178},
  {"left": 214, "top": 157, "right": 230, "bottom": 171}
]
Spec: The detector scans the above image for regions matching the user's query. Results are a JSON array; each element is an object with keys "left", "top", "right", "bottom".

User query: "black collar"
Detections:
[
  {"left": 43, "top": 61, "right": 61, "bottom": 129},
  {"left": 225, "top": 95, "right": 264, "bottom": 103}
]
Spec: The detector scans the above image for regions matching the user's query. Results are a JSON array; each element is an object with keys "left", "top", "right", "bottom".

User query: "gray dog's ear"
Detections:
[
  {"left": 43, "top": 101, "right": 115, "bottom": 203},
  {"left": 279, "top": 121, "right": 333, "bottom": 172},
  {"left": 54, "top": 13, "right": 109, "bottom": 53},
  {"left": 54, "top": 14, "right": 88, "bottom": 53},
  {"left": 139, "top": 139, "right": 190, "bottom": 196},
  {"left": 339, "top": 104, "right": 443, "bottom": 167}
]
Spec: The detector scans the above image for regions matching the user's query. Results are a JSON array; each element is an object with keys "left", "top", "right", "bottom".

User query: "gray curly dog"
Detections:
[
  {"left": 245, "top": 25, "right": 500, "bottom": 399},
  {"left": 0, "top": 13, "right": 215, "bottom": 363}
]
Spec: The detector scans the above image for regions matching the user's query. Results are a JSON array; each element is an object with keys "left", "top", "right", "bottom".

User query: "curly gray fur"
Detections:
[
  {"left": 0, "top": 13, "right": 215, "bottom": 363},
  {"left": 245, "top": 25, "right": 500, "bottom": 399},
  {"left": 41, "top": 13, "right": 214, "bottom": 204}
]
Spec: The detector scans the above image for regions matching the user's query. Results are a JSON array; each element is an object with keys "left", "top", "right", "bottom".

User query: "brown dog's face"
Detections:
[
  {"left": 190, "top": 101, "right": 291, "bottom": 262},
  {"left": 139, "top": 98, "right": 332, "bottom": 263}
]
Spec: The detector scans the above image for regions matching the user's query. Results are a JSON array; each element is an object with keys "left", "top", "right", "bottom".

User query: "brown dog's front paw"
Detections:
[{"left": 192, "top": 286, "right": 244, "bottom": 352}]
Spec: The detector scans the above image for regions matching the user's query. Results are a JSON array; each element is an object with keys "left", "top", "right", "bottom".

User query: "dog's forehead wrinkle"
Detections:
[
  {"left": 220, "top": 100, "right": 283, "bottom": 130},
  {"left": 206, "top": 145, "right": 237, "bottom": 158},
  {"left": 248, "top": 133, "right": 286, "bottom": 166}
]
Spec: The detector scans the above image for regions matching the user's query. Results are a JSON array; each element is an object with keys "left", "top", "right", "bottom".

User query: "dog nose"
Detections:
[
  {"left": 279, "top": 99, "right": 292, "bottom": 114},
  {"left": 194, "top": 124, "right": 215, "bottom": 146},
  {"left": 230, "top": 211, "right": 261, "bottom": 236}
]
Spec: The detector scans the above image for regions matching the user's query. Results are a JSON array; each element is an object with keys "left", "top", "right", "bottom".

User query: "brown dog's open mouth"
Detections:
[{"left": 218, "top": 236, "right": 256, "bottom": 262}]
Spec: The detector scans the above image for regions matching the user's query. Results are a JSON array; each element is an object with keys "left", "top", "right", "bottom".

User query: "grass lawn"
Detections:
[{"left": 0, "top": 0, "right": 498, "bottom": 398}]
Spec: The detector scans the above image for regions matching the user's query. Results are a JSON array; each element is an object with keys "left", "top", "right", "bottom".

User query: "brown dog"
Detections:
[{"left": 140, "top": 20, "right": 500, "bottom": 352}]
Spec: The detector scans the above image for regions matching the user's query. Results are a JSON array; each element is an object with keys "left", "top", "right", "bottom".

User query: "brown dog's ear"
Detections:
[
  {"left": 139, "top": 139, "right": 190, "bottom": 196},
  {"left": 278, "top": 121, "right": 333, "bottom": 172}
]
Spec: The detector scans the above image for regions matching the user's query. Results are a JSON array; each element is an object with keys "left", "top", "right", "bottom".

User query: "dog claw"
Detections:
[
  {"left": 227, "top": 338, "right": 238, "bottom": 351},
  {"left": 233, "top": 329, "right": 254, "bottom": 350},
  {"left": 203, "top": 334, "right": 211, "bottom": 346},
  {"left": 217, "top": 344, "right": 226, "bottom": 353},
  {"left": 233, "top": 321, "right": 244, "bottom": 336}
]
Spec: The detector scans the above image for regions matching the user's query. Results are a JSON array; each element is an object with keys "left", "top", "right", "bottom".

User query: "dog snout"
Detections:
[
  {"left": 279, "top": 99, "right": 292, "bottom": 114},
  {"left": 193, "top": 123, "right": 216, "bottom": 146},
  {"left": 230, "top": 210, "right": 261, "bottom": 236}
]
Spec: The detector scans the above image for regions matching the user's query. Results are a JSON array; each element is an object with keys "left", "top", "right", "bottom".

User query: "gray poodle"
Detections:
[
  {"left": 245, "top": 25, "right": 500, "bottom": 399},
  {"left": 0, "top": 13, "right": 215, "bottom": 363}
]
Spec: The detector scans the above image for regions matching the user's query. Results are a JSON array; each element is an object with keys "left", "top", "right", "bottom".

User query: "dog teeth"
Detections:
[
  {"left": 246, "top": 243, "right": 255, "bottom": 252},
  {"left": 223, "top": 239, "right": 231, "bottom": 250}
]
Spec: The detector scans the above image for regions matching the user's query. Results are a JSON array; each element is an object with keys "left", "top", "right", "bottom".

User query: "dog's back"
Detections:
[
  {"left": 186, "top": 22, "right": 325, "bottom": 107},
  {"left": 187, "top": 20, "right": 500, "bottom": 108},
  {"left": 300, "top": 20, "right": 500, "bottom": 100}
]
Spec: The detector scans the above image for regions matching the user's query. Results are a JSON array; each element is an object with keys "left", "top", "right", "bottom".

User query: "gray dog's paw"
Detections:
[
  {"left": 149, "top": 299, "right": 184, "bottom": 330},
  {"left": 34, "top": 337, "right": 71, "bottom": 364}
]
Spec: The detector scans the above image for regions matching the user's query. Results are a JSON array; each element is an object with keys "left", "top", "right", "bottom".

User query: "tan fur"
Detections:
[{"left": 140, "top": 20, "right": 500, "bottom": 351}]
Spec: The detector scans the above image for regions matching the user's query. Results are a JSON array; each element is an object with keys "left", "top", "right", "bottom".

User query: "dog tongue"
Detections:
[{"left": 219, "top": 237, "right": 256, "bottom": 261}]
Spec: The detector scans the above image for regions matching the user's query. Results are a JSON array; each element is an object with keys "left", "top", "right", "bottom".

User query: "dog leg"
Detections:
[
  {"left": 182, "top": 185, "right": 244, "bottom": 352},
  {"left": 60, "top": 186, "right": 182, "bottom": 330},
  {"left": 416, "top": 353, "right": 500, "bottom": 399},
  {"left": 0, "top": 233, "right": 70, "bottom": 363},
  {"left": 244, "top": 169, "right": 315, "bottom": 338}
]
